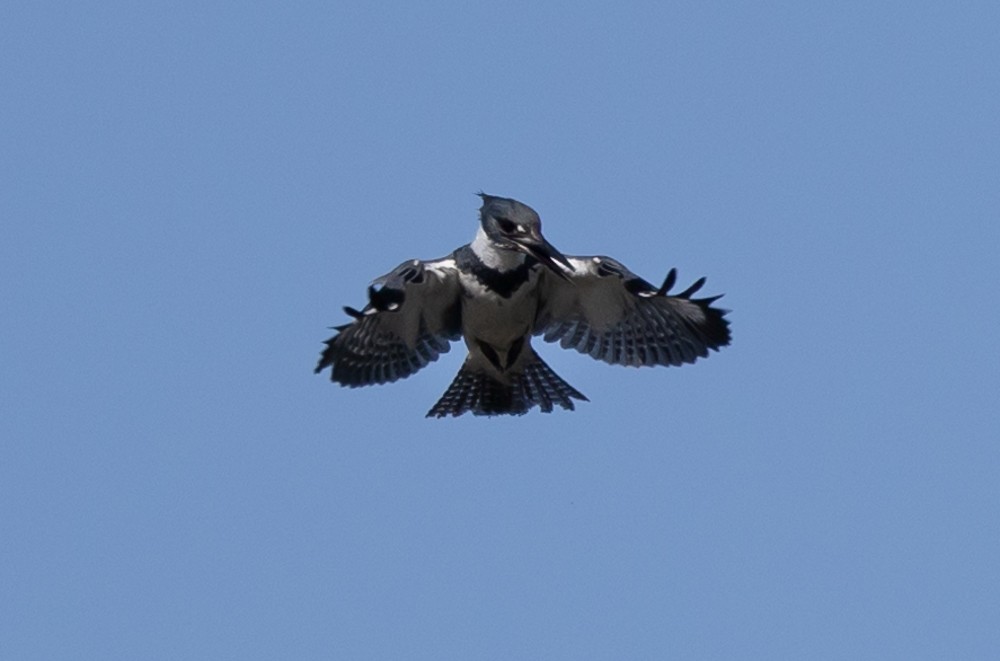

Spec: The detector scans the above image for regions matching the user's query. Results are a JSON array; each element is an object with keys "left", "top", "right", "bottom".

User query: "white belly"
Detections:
[{"left": 459, "top": 272, "right": 539, "bottom": 349}]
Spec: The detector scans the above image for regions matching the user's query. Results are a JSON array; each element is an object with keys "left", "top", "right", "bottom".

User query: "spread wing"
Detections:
[
  {"left": 535, "top": 256, "right": 730, "bottom": 367},
  {"left": 315, "top": 257, "right": 462, "bottom": 387}
]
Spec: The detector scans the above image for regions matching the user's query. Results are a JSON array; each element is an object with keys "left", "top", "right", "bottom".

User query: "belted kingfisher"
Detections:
[{"left": 316, "top": 193, "right": 731, "bottom": 417}]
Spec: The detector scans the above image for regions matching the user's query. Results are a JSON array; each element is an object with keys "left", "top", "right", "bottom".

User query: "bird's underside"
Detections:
[{"left": 315, "top": 194, "right": 731, "bottom": 417}]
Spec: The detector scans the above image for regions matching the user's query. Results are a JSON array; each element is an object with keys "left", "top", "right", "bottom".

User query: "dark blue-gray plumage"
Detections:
[{"left": 316, "top": 193, "right": 731, "bottom": 417}]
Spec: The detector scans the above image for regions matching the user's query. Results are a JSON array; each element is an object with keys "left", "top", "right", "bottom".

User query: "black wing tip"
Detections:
[
  {"left": 698, "top": 301, "right": 732, "bottom": 349},
  {"left": 660, "top": 269, "right": 731, "bottom": 349},
  {"left": 677, "top": 276, "right": 707, "bottom": 299},
  {"left": 656, "top": 268, "right": 677, "bottom": 296},
  {"left": 655, "top": 268, "right": 711, "bottom": 300},
  {"left": 343, "top": 306, "right": 365, "bottom": 319},
  {"left": 314, "top": 338, "right": 336, "bottom": 375}
]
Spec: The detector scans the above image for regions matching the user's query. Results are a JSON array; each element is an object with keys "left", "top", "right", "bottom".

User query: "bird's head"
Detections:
[{"left": 477, "top": 193, "right": 574, "bottom": 279}]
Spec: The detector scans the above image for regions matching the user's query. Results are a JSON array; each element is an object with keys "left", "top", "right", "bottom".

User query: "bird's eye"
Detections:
[{"left": 496, "top": 217, "right": 517, "bottom": 233}]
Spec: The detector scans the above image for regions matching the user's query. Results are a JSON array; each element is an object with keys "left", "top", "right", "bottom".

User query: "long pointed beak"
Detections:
[{"left": 516, "top": 234, "right": 575, "bottom": 280}]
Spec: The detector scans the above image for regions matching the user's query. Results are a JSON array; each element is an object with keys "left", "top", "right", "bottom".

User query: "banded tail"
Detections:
[{"left": 427, "top": 349, "right": 588, "bottom": 418}]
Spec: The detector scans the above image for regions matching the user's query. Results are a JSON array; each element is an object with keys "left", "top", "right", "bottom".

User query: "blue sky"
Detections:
[{"left": 2, "top": 2, "right": 998, "bottom": 659}]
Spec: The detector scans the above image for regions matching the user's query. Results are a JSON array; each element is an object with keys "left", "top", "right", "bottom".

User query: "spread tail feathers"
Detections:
[{"left": 427, "top": 351, "right": 588, "bottom": 418}]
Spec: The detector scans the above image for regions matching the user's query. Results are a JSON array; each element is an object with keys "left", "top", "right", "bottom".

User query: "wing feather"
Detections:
[
  {"left": 535, "top": 255, "right": 730, "bottom": 367},
  {"left": 316, "top": 257, "right": 462, "bottom": 386}
]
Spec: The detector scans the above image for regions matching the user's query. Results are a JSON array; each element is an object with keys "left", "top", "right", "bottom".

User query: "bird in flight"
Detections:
[{"left": 316, "top": 194, "right": 731, "bottom": 417}]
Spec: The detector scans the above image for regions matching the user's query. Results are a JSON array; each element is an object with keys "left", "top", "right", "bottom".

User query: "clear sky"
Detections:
[{"left": 2, "top": 2, "right": 998, "bottom": 659}]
